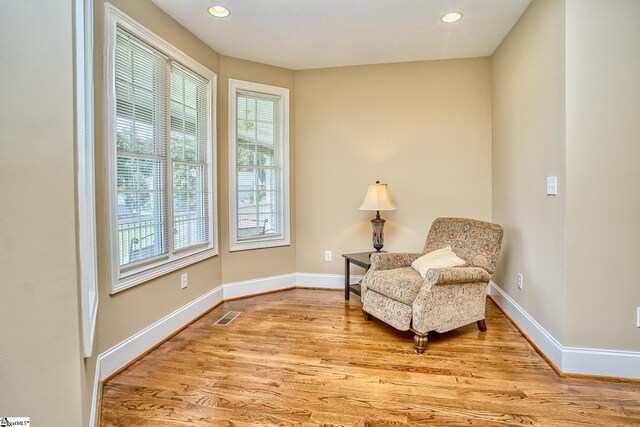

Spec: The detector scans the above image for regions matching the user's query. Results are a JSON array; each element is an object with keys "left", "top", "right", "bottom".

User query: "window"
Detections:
[
  {"left": 105, "top": 5, "right": 217, "bottom": 293},
  {"left": 228, "top": 80, "right": 290, "bottom": 251}
]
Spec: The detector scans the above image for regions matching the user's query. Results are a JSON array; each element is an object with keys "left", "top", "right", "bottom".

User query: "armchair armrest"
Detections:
[
  {"left": 424, "top": 266, "right": 491, "bottom": 286},
  {"left": 412, "top": 266, "right": 492, "bottom": 334},
  {"left": 370, "top": 252, "right": 421, "bottom": 271}
]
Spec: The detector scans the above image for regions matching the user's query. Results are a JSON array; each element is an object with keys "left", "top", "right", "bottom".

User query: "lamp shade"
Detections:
[{"left": 358, "top": 182, "right": 397, "bottom": 211}]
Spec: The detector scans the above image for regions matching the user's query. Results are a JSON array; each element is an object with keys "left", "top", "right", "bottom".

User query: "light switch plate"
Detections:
[{"left": 547, "top": 176, "right": 558, "bottom": 195}]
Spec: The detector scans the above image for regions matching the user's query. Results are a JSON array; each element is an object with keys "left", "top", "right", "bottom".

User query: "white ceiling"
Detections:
[{"left": 151, "top": 0, "right": 531, "bottom": 70}]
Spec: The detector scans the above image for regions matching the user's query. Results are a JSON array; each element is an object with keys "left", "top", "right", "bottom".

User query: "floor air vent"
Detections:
[{"left": 214, "top": 311, "right": 241, "bottom": 326}]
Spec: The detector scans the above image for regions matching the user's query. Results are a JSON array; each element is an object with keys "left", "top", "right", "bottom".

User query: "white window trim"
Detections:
[
  {"left": 228, "top": 79, "right": 290, "bottom": 252},
  {"left": 104, "top": 3, "right": 218, "bottom": 294},
  {"left": 76, "top": 0, "right": 98, "bottom": 357}
]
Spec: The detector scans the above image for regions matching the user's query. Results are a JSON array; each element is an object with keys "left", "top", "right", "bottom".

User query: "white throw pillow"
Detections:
[{"left": 411, "top": 246, "right": 466, "bottom": 279}]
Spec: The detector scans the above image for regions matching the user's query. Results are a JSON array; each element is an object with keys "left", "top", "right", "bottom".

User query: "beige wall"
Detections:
[
  {"left": 218, "top": 56, "right": 296, "bottom": 283},
  {"left": 295, "top": 58, "right": 493, "bottom": 275},
  {"left": 0, "top": 1, "right": 83, "bottom": 425},
  {"left": 491, "top": 0, "right": 566, "bottom": 340},
  {"left": 564, "top": 0, "right": 640, "bottom": 351}
]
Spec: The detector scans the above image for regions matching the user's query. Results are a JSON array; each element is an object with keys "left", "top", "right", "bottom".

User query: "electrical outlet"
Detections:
[
  {"left": 324, "top": 250, "right": 332, "bottom": 262},
  {"left": 637, "top": 307, "right": 640, "bottom": 328},
  {"left": 517, "top": 273, "right": 523, "bottom": 290},
  {"left": 181, "top": 273, "right": 188, "bottom": 289}
]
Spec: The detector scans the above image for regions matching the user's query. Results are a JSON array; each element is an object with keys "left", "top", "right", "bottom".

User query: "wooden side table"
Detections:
[{"left": 342, "top": 252, "right": 378, "bottom": 300}]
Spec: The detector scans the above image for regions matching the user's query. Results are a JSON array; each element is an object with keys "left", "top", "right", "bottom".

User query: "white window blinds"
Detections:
[
  {"left": 115, "top": 27, "right": 168, "bottom": 267},
  {"left": 170, "top": 62, "right": 210, "bottom": 250},
  {"left": 229, "top": 80, "right": 290, "bottom": 251},
  {"left": 107, "top": 12, "right": 217, "bottom": 293}
]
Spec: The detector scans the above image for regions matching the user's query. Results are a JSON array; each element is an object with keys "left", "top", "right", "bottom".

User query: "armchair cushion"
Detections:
[
  {"left": 424, "top": 266, "right": 491, "bottom": 287},
  {"left": 369, "top": 252, "right": 421, "bottom": 271},
  {"left": 361, "top": 267, "right": 423, "bottom": 305},
  {"left": 410, "top": 246, "right": 466, "bottom": 278}
]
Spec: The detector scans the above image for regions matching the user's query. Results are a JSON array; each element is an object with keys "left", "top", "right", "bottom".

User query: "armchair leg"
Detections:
[
  {"left": 363, "top": 309, "right": 371, "bottom": 321},
  {"left": 414, "top": 333, "right": 428, "bottom": 354},
  {"left": 477, "top": 319, "right": 487, "bottom": 332}
]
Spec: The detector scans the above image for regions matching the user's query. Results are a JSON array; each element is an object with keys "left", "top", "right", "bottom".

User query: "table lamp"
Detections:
[{"left": 359, "top": 181, "right": 397, "bottom": 252}]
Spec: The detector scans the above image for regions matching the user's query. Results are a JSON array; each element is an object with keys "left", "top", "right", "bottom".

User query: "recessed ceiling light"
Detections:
[
  {"left": 208, "top": 5, "right": 230, "bottom": 18},
  {"left": 441, "top": 12, "right": 463, "bottom": 23}
]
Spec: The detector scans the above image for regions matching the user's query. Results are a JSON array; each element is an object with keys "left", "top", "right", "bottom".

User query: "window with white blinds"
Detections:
[
  {"left": 106, "top": 6, "right": 217, "bottom": 293},
  {"left": 170, "top": 62, "right": 210, "bottom": 251},
  {"left": 115, "top": 27, "right": 168, "bottom": 267},
  {"left": 229, "top": 80, "right": 290, "bottom": 251}
]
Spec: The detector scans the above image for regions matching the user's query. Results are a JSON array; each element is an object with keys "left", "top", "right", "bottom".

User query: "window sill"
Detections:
[
  {"left": 110, "top": 246, "right": 218, "bottom": 294},
  {"left": 229, "top": 236, "right": 291, "bottom": 252}
]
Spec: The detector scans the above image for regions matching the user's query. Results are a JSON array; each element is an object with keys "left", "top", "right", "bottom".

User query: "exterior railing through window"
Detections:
[{"left": 118, "top": 213, "right": 207, "bottom": 265}]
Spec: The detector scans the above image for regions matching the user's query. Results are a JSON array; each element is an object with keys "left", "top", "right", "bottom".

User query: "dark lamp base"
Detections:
[{"left": 370, "top": 211, "right": 386, "bottom": 252}]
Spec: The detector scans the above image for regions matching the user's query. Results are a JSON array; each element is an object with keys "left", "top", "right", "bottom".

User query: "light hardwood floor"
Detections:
[{"left": 100, "top": 289, "right": 640, "bottom": 426}]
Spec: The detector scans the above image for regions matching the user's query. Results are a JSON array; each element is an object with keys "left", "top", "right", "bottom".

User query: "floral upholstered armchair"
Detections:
[{"left": 361, "top": 217, "right": 503, "bottom": 353}]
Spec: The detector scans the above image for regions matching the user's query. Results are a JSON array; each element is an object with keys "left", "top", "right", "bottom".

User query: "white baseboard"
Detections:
[
  {"left": 89, "top": 357, "right": 101, "bottom": 427},
  {"left": 296, "top": 272, "right": 362, "bottom": 289},
  {"left": 562, "top": 347, "right": 640, "bottom": 378},
  {"left": 223, "top": 273, "right": 296, "bottom": 300},
  {"left": 489, "top": 281, "right": 640, "bottom": 380}
]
